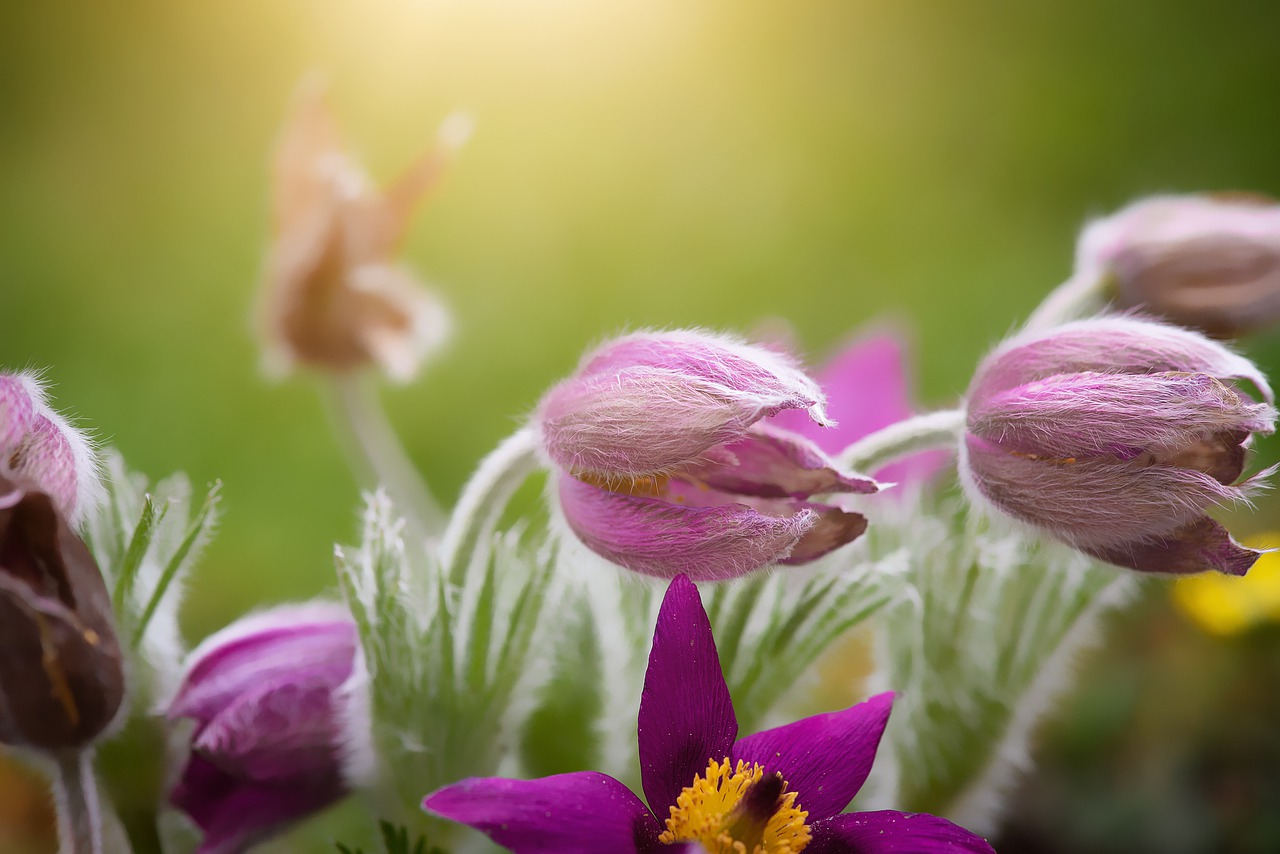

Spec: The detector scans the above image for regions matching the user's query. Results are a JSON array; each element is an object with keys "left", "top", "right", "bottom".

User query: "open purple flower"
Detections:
[
  {"left": 424, "top": 575, "right": 993, "bottom": 854},
  {"left": 536, "top": 330, "right": 881, "bottom": 580},
  {"left": 769, "top": 326, "right": 947, "bottom": 487},
  {"left": 167, "top": 602, "right": 370, "bottom": 854},
  {"left": 962, "top": 316, "right": 1276, "bottom": 575}
]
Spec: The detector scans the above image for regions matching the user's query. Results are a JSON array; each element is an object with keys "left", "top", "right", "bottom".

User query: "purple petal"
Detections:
[
  {"left": 638, "top": 575, "right": 737, "bottom": 817},
  {"left": 0, "top": 375, "right": 36, "bottom": 459},
  {"left": 732, "top": 692, "right": 892, "bottom": 821},
  {"left": 968, "top": 370, "right": 1274, "bottom": 467},
  {"left": 538, "top": 330, "right": 829, "bottom": 478},
  {"left": 770, "top": 329, "right": 947, "bottom": 486},
  {"left": 539, "top": 368, "right": 764, "bottom": 478},
  {"left": 770, "top": 331, "right": 913, "bottom": 453},
  {"left": 192, "top": 674, "right": 345, "bottom": 781},
  {"left": 169, "top": 604, "right": 355, "bottom": 723},
  {"left": 557, "top": 475, "right": 813, "bottom": 580},
  {"left": 577, "top": 330, "right": 826, "bottom": 420},
  {"left": 423, "top": 772, "right": 661, "bottom": 854},
  {"left": 970, "top": 316, "right": 1272, "bottom": 404},
  {"left": 807, "top": 811, "right": 994, "bottom": 853},
  {"left": 778, "top": 503, "right": 869, "bottom": 565},
  {"left": 962, "top": 434, "right": 1244, "bottom": 551},
  {"left": 680, "top": 424, "right": 880, "bottom": 499},
  {"left": 173, "top": 753, "right": 346, "bottom": 854},
  {"left": 1084, "top": 516, "right": 1267, "bottom": 576}
]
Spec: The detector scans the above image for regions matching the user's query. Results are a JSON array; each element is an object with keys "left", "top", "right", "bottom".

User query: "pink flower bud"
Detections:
[
  {"left": 167, "top": 602, "right": 370, "bottom": 853},
  {"left": 536, "top": 330, "right": 879, "bottom": 579},
  {"left": 0, "top": 374, "right": 99, "bottom": 524},
  {"left": 1078, "top": 193, "right": 1280, "bottom": 337},
  {"left": 961, "top": 317, "right": 1276, "bottom": 575}
]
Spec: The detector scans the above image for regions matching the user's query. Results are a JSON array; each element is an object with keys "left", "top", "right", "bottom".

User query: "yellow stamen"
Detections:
[
  {"left": 573, "top": 470, "right": 671, "bottom": 497},
  {"left": 658, "top": 758, "right": 811, "bottom": 854}
]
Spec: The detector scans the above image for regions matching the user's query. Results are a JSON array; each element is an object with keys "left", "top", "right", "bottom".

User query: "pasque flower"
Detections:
[
  {"left": 167, "top": 602, "right": 371, "bottom": 854},
  {"left": 1077, "top": 193, "right": 1280, "bottom": 338},
  {"left": 258, "top": 79, "right": 459, "bottom": 381},
  {"left": 0, "top": 372, "right": 100, "bottom": 525},
  {"left": 961, "top": 316, "right": 1276, "bottom": 575},
  {"left": 0, "top": 472, "right": 124, "bottom": 751},
  {"left": 536, "top": 330, "right": 880, "bottom": 580},
  {"left": 425, "top": 574, "right": 992, "bottom": 853}
]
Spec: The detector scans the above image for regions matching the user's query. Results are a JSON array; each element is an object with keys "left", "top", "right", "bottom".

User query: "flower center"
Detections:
[{"left": 658, "top": 758, "right": 811, "bottom": 854}]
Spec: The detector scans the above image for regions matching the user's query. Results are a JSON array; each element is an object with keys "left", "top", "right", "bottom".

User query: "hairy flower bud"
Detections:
[
  {"left": 167, "top": 602, "right": 371, "bottom": 854},
  {"left": 1078, "top": 193, "right": 1280, "bottom": 337},
  {"left": 0, "top": 373, "right": 100, "bottom": 524},
  {"left": 258, "top": 78, "right": 458, "bottom": 381},
  {"left": 961, "top": 317, "right": 1276, "bottom": 575},
  {"left": 0, "top": 474, "right": 124, "bottom": 751},
  {"left": 536, "top": 330, "right": 880, "bottom": 579}
]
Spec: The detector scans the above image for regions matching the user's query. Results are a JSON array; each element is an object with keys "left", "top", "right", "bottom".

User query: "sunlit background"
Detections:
[{"left": 4, "top": 1, "right": 1280, "bottom": 851}]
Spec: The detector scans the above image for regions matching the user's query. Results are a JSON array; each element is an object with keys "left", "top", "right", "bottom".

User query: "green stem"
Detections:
[
  {"left": 1023, "top": 270, "right": 1114, "bottom": 333},
  {"left": 327, "top": 374, "right": 447, "bottom": 545},
  {"left": 439, "top": 427, "right": 540, "bottom": 587},
  {"left": 837, "top": 409, "right": 965, "bottom": 475}
]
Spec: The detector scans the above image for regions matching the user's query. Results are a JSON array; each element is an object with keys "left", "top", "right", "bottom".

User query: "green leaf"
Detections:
[
  {"left": 519, "top": 598, "right": 604, "bottom": 776},
  {"left": 110, "top": 495, "right": 166, "bottom": 618},
  {"left": 131, "top": 480, "right": 221, "bottom": 647}
]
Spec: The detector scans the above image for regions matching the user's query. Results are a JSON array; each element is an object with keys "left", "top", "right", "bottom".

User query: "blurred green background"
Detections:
[{"left": 4, "top": 0, "right": 1280, "bottom": 851}]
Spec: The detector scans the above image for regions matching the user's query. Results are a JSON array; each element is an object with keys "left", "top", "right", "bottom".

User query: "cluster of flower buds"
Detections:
[
  {"left": 1078, "top": 193, "right": 1280, "bottom": 338},
  {"left": 535, "top": 330, "right": 882, "bottom": 580},
  {"left": 961, "top": 316, "right": 1275, "bottom": 575},
  {"left": 0, "top": 374, "right": 121, "bottom": 755},
  {"left": 166, "top": 602, "right": 370, "bottom": 853}
]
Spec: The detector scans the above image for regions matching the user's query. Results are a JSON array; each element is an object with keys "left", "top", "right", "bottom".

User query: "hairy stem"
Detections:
[
  {"left": 1023, "top": 270, "right": 1114, "bottom": 333},
  {"left": 837, "top": 409, "right": 965, "bottom": 475},
  {"left": 440, "top": 427, "right": 540, "bottom": 587},
  {"left": 328, "top": 374, "right": 447, "bottom": 545},
  {"left": 53, "top": 751, "right": 103, "bottom": 854}
]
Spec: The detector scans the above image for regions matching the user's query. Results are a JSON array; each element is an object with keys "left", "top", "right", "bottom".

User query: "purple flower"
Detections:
[
  {"left": 167, "top": 602, "right": 370, "bottom": 854},
  {"left": 0, "top": 373, "right": 99, "bottom": 524},
  {"left": 769, "top": 326, "right": 947, "bottom": 486},
  {"left": 424, "top": 575, "right": 993, "bottom": 854},
  {"left": 536, "top": 330, "right": 880, "bottom": 580},
  {"left": 1077, "top": 193, "right": 1280, "bottom": 338},
  {"left": 961, "top": 316, "right": 1276, "bottom": 575}
]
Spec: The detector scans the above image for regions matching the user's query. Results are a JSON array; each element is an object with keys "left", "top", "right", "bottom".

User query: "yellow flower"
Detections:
[
  {"left": 1172, "top": 533, "right": 1280, "bottom": 636},
  {"left": 258, "top": 77, "right": 468, "bottom": 381}
]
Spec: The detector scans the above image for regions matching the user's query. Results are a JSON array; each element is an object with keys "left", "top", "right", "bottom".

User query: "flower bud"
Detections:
[
  {"left": 1078, "top": 193, "right": 1280, "bottom": 337},
  {"left": 167, "top": 602, "right": 371, "bottom": 853},
  {"left": 961, "top": 317, "right": 1276, "bottom": 575},
  {"left": 0, "top": 373, "right": 100, "bottom": 524},
  {"left": 0, "top": 474, "right": 124, "bottom": 751},
  {"left": 536, "top": 330, "right": 880, "bottom": 579},
  {"left": 258, "top": 79, "right": 455, "bottom": 381}
]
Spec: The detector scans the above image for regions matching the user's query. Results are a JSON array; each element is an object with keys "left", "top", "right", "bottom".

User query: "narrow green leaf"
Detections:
[
  {"left": 465, "top": 554, "right": 498, "bottom": 693},
  {"left": 111, "top": 495, "right": 166, "bottom": 616},
  {"left": 131, "top": 481, "right": 221, "bottom": 648}
]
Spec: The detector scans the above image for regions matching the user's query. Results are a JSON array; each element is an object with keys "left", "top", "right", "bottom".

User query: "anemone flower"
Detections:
[
  {"left": 424, "top": 575, "right": 992, "bottom": 853},
  {"left": 536, "top": 330, "right": 881, "bottom": 580},
  {"left": 961, "top": 315, "right": 1275, "bottom": 575}
]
